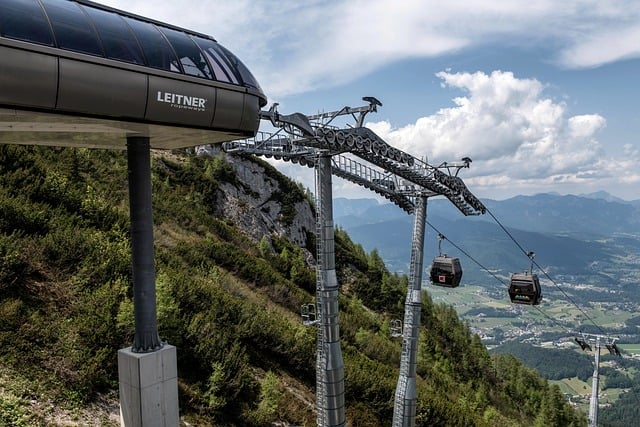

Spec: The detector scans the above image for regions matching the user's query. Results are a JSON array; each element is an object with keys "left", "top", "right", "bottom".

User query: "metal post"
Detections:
[
  {"left": 393, "top": 194, "right": 427, "bottom": 427},
  {"left": 315, "top": 153, "right": 345, "bottom": 427},
  {"left": 118, "top": 136, "right": 178, "bottom": 426},
  {"left": 126, "top": 136, "right": 163, "bottom": 352},
  {"left": 589, "top": 336, "right": 601, "bottom": 427}
]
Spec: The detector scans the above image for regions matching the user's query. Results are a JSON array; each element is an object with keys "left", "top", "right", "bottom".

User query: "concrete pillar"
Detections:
[{"left": 118, "top": 345, "right": 179, "bottom": 426}]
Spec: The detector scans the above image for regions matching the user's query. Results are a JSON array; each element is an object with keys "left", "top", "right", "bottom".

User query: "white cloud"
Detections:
[
  {"left": 97, "top": 0, "right": 640, "bottom": 98},
  {"left": 266, "top": 69, "right": 640, "bottom": 201},
  {"left": 367, "top": 70, "right": 610, "bottom": 196},
  {"left": 271, "top": 70, "right": 636, "bottom": 201},
  {"left": 617, "top": 144, "right": 640, "bottom": 185},
  {"left": 93, "top": 1, "right": 639, "bottom": 200},
  {"left": 557, "top": 24, "right": 640, "bottom": 68}
]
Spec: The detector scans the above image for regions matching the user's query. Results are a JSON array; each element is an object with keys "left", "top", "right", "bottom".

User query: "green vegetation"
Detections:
[
  {"left": 500, "top": 344, "right": 640, "bottom": 425},
  {"left": 0, "top": 145, "right": 585, "bottom": 425},
  {"left": 619, "top": 344, "right": 640, "bottom": 354},
  {"left": 491, "top": 342, "right": 593, "bottom": 381},
  {"left": 599, "top": 385, "right": 640, "bottom": 427},
  {"left": 431, "top": 276, "right": 640, "bottom": 426}
]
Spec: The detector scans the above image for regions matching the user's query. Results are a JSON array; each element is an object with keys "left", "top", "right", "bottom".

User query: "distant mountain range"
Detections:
[
  {"left": 333, "top": 192, "right": 640, "bottom": 285},
  {"left": 579, "top": 190, "right": 640, "bottom": 206}
]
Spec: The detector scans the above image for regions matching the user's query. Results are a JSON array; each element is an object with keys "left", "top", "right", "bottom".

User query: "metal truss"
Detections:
[
  {"left": 224, "top": 96, "right": 485, "bottom": 216},
  {"left": 224, "top": 133, "right": 416, "bottom": 213}
]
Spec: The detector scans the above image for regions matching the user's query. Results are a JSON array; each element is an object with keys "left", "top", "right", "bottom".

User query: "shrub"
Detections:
[{"left": 0, "top": 233, "right": 30, "bottom": 291}]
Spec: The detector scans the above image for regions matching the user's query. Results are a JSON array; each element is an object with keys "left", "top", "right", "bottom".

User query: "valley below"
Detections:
[
  {"left": 426, "top": 250, "right": 640, "bottom": 423},
  {"left": 336, "top": 194, "right": 640, "bottom": 424}
]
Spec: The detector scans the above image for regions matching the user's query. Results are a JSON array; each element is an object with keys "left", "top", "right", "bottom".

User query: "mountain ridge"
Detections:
[{"left": 334, "top": 192, "right": 640, "bottom": 283}]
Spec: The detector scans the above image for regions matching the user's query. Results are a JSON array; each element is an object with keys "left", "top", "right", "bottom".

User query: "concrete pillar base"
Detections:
[{"left": 118, "top": 344, "right": 179, "bottom": 426}]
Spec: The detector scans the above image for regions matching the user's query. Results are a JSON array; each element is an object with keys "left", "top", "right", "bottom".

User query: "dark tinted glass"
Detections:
[
  {"left": 123, "top": 18, "right": 181, "bottom": 72},
  {"left": 438, "top": 264, "right": 453, "bottom": 273},
  {"left": 217, "top": 43, "right": 262, "bottom": 90},
  {"left": 82, "top": 5, "right": 144, "bottom": 64},
  {"left": 41, "top": 0, "right": 103, "bottom": 56},
  {"left": 513, "top": 280, "right": 532, "bottom": 288},
  {"left": 159, "top": 28, "right": 212, "bottom": 78},
  {"left": 193, "top": 37, "right": 240, "bottom": 84},
  {"left": 0, "top": 0, "right": 54, "bottom": 46}
]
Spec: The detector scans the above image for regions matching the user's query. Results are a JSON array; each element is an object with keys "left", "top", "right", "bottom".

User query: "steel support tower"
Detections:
[
  {"left": 315, "top": 153, "right": 346, "bottom": 426},
  {"left": 220, "top": 97, "right": 486, "bottom": 425},
  {"left": 393, "top": 194, "right": 428, "bottom": 427},
  {"left": 575, "top": 333, "right": 621, "bottom": 427},
  {"left": 588, "top": 336, "right": 601, "bottom": 427}
]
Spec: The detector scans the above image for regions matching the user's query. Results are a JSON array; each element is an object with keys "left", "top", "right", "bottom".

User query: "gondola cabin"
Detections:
[
  {"left": 430, "top": 255, "right": 462, "bottom": 288},
  {"left": 508, "top": 272, "right": 542, "bottom": 305}
]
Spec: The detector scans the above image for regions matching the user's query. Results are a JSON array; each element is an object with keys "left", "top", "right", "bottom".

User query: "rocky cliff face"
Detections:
[{"left": 196, "top": 145, "right": 316, "bottom": 251}]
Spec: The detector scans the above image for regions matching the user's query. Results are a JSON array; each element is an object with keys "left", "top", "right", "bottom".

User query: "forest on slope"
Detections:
[
  {"left": 0, "top": 145, "right": 586, "bottom": 426},
  {"left": 491, "top": 341, "right": 640, "bottom": 427}
]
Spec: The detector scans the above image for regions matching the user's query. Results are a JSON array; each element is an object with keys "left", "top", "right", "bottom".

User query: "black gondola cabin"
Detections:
[
  {"left": 508, "top": 272, "right": 542, "bottom": 305},
  {"left": 430, "top": 255, "right": 462, "bottom": 288}
]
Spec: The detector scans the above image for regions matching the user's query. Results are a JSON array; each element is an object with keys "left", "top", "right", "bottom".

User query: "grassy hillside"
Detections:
[{"left": 0, "top": 145, "right": 586, "bottom": 426}]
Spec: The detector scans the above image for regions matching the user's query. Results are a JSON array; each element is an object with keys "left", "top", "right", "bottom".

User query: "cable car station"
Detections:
[{"left": 0, "top": 0, "right": 266, "bottom": 149}]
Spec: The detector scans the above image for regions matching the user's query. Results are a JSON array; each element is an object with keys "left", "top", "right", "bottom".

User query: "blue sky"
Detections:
[{"left": 103, "top": 0, "right": 640, "bottom": 201}]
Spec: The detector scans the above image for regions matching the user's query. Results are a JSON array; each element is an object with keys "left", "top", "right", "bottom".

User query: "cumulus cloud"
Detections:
[
  {"left": 271, "top": 70, "right": 630, "bottom": 200},
  {"left": 617, "top": 144, "right": 640, "bottom": 185},
  {"left": 367, "top": 70, "right": 608, "bottom": 194}
]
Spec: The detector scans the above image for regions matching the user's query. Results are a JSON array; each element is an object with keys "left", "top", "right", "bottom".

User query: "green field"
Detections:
[
  {"left": 552, "top": 377, "right": 591, "bottom": 396},
  {"left": 619, "top": 344, "right": 640, "bottom": 354},
  {"left": 550, "top": 376, "right": 626, "bottom": 414}
]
